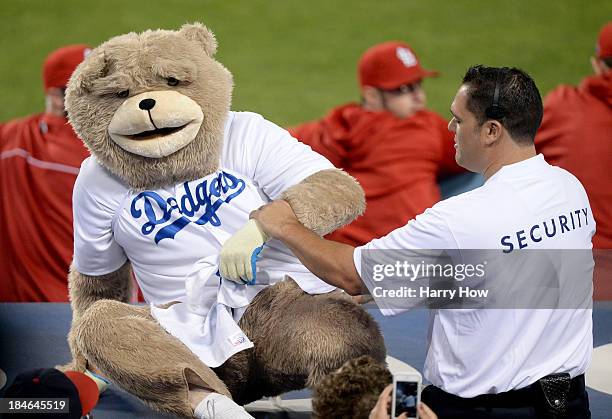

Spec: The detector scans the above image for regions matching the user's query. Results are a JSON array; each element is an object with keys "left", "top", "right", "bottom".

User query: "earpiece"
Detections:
[{"left": 485, "top": 69, "right": 505, "bottom": 120}]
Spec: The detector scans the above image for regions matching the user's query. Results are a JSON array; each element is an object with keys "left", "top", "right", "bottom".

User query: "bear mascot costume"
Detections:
[{"left": 61, "top": 23, "right": 386, "bottom": 418}]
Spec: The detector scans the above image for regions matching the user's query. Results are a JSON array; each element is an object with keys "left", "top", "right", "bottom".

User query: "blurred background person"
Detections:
[
  {"left": 536, "top": 21, "right": 611, "bottom": 249},
  {"left": 535, "top": 21, "right": 612, "bottom": 299},
  {"left": 289, "top": 41, "right": 463, "bottom": 246},
  {"left": 0, "top": 45, "right": 90, "bottom": 302}
]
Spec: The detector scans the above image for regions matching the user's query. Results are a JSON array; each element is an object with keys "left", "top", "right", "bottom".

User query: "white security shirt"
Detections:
[
  {"left": 354, "top": 154, "right": 595, "bottom": 397},
  {"left": 73, "top": 111, "right": 336, "bottom": 367}
]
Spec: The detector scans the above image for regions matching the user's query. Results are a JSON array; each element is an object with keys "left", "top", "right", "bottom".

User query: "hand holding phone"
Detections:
[{"left": 392, "top": 372, "right": 422, "bottom": 419}]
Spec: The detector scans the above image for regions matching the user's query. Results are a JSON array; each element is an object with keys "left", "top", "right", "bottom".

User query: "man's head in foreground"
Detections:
[
  {"left": 358, "top": 41, "right": 438, "bottom": 119},
  {"left": 449, "top": 65, "right": 543, "bottom": 175}
]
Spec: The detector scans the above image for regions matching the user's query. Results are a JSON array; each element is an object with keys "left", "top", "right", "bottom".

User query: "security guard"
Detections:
[{"left": 227, "top": 65, "right": 594, "bottom": 418}]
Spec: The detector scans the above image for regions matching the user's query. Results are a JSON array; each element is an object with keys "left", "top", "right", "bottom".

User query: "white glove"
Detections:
[{"left": 220, "top": 219, "right": 268, "bottom": 285}]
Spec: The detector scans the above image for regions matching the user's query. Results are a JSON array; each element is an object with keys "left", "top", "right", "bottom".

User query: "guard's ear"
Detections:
[
  {"left": 68, "top": 49, "right": 107, "bottom": 95},
  {"left": 179, "top": 22, "right": 218, "bottom": 57},
  {"left": 483, "top": 120, "right": 504, "bottom": 146}
]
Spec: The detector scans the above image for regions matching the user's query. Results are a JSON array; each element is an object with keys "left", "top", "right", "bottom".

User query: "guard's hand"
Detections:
[
  {"left": 249, "top": 200, "right": 301, "bottom": 240},
  {"left": 220, "top": 219, "right": 268, "bottom": 284}
]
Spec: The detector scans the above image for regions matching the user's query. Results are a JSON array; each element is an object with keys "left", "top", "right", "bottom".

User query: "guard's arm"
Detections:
[
  {"left": 220, "top": 169, "right": 365, "bottom": 284},
  {"left": 249, "top": 200, "right": 365, "bottom": 295}
]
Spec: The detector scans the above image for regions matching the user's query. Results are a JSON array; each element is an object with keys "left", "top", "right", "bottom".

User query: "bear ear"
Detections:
[
  {"left": 69, "top": 49, "right": 108, "bottom": 94},
  {"left": 179, "top": 22, "right": 218, "bottom": 57}
]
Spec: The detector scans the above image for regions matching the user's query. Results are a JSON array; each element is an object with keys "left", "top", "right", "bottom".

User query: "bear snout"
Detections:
[{"left": 108, "top": 90, "right": 204, "bottom": 158}]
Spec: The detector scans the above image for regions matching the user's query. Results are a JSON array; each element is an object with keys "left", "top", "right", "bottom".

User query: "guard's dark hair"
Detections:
[{"left": 462, "top": 65, "right": 543, "bottom": 144}]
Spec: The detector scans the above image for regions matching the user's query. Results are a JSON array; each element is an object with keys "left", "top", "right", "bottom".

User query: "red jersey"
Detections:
[
  {"left": 0, "top": 113, "right": 89, "bottom": 301},
  {"left": 535, "top": 73, "right": 612, "bottom": 249},
  {"left": 290, "top": 103, "right": 462, "bottom": 245}
]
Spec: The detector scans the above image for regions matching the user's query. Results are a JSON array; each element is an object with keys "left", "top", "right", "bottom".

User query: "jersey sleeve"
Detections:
[
  {"left": 353, "top": 203, "right": 458, "bottom": 311},
  {"left": 225, "top": 112, "right": 334, "bottom": 200},
  {"left": 72, "top": 158, "right": 127, "bottom": 276}
]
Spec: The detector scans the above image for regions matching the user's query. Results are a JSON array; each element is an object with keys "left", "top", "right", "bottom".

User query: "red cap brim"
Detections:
[
  {"left": 375, "top": 68, "right": 440, "bottom": 90},
  {"left": 64, "top": 371, "right": 99, "bottom": 415}
]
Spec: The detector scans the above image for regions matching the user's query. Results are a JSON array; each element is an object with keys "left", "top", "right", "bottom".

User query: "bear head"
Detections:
[{"left": 65, "top": 23, "right": 233, "bottom": 190}]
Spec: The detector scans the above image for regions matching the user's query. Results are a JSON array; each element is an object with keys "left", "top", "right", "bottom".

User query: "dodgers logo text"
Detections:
[{"left": 130, "top": 171, "right": 246, "bottom": 243}]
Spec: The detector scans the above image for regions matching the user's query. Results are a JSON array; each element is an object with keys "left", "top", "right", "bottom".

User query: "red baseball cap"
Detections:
[
  {"left": 358, "top": 41, "right": 439, "bottom": 90},
  {"left": 596, "top": 21, "right": 612, "bottom": 59},
  {"left": 4, "top": 368, "right": 99, "bottom": 418},
  {"left": 42, "top": 44, "right": 91, "bottom": 91},
  {"left": 64, "top": 370, "right": 100, "bottom": 416}
]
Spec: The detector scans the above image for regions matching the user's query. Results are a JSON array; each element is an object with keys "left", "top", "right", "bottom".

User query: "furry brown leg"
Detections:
[
  {"left": 216, "top": 279, "right": 386, "bottom": 405},
  {"left": 73, "top": 299, "right": 230, "bottom": 418},
  {"left": 281, "top": 169, "right": 365, "bottom": 236}
]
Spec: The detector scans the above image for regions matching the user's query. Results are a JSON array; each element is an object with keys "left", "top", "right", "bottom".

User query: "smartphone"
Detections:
[{"left": 392, "top": 372, "right": 422, "bottom": 419}]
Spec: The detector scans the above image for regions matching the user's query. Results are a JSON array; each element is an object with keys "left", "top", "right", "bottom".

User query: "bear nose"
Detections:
[{"left": 139, "top": 98, "right": 156, "bottom": 111}]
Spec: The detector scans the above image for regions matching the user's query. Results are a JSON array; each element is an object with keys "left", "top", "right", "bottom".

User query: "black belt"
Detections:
[{"left": 425, "top": 374, "right": 586, "bottom": 416}]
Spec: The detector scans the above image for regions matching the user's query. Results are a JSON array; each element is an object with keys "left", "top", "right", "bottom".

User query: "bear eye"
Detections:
[
  {"left": 167, "top": 77, "right": 179, "bottom": 86},
  {"left": 117, "top": 89, "right": 129, "bottom": 98}
]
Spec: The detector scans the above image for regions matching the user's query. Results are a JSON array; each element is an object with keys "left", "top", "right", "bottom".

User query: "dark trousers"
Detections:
[{"left": 421, "top": 375, "right": 590, "bottom": 419}]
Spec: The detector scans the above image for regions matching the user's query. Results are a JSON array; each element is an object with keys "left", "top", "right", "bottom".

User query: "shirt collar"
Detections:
[{"left": 486, "top": 154, "right": 547, "bottom": 183}]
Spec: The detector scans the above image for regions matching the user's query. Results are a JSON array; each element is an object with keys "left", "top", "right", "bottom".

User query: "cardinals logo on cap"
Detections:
[
  {"left": 358, "top": 41, "right": 439, "bottom": 89},
  {"left": 396, "top": 47, "right": 418, "bottom": 68}
]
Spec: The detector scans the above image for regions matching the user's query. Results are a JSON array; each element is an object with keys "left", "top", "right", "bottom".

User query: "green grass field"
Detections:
[{"left": 1, "top": 0, "right": 610, "bottom": 125}]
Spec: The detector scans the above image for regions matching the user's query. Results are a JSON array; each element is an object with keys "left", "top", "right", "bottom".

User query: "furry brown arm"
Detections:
[
  {"left": 68, "top": 261, "right": 134, "bottom": 323},
  {"left": 60, "top": 261, "right": 133, "bottom": 372},
  {"left": 280, "top": 169, "right": 365, "bottom": 236}
]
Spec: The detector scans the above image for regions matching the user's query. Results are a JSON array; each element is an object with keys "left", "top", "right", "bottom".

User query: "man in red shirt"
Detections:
[
  {"left": 535, "top": 22, "right": 612, "bottom": 299},
  {"left": 290, "top": 41, "right": 462, "bottom": 246},
  {"left": 0, "top": 45, "right": 91, "bottom": 302}
]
